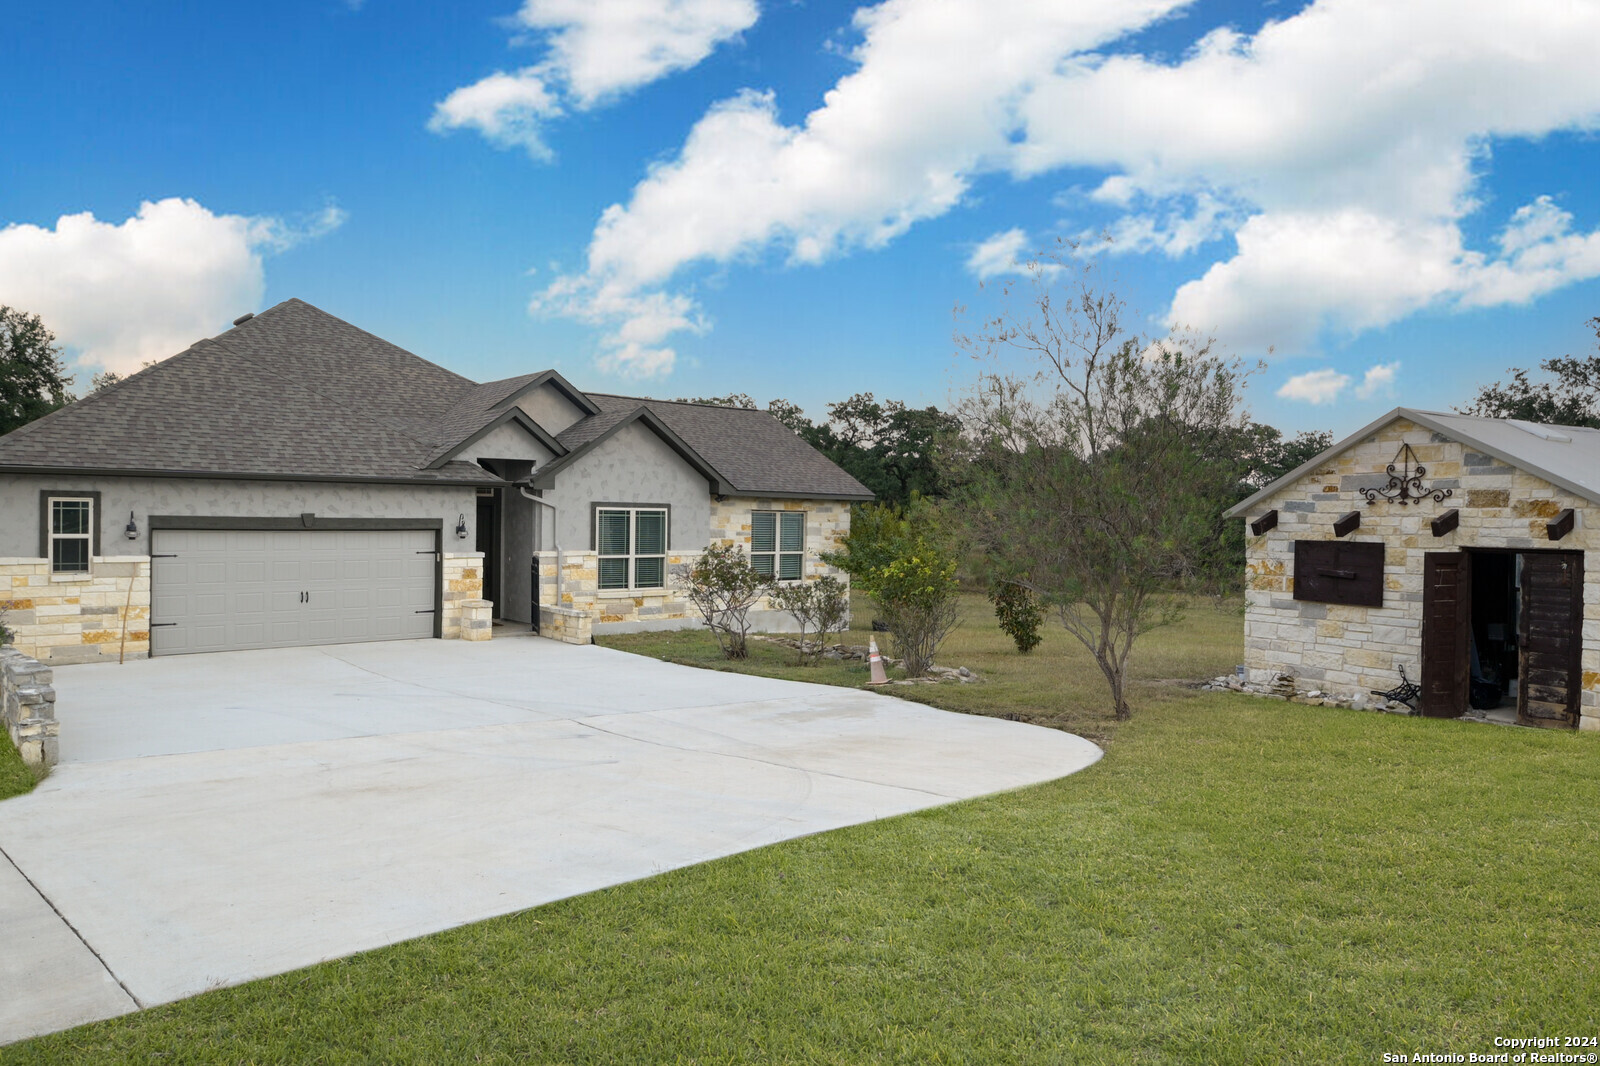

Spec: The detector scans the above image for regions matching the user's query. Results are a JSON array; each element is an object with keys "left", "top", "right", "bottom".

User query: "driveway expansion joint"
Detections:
[{"left": 0, "top": 843, "right": 142, "bottom": 1010}]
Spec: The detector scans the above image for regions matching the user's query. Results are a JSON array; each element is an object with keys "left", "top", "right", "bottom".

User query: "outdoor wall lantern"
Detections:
[
  {"left": 456, "top": 513, "right": 468, "bottom": 539},
  {"left": 124, "top": 511, "right": 138, "bottom": 540}
]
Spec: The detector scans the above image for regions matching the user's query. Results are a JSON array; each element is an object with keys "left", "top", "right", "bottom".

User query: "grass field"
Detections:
[
  {"left": 7, "top": 598, "right": 1598, "bottom": 1063},
  {"left": 594, "top": 591, "right": 1241, "bottom": 746}
]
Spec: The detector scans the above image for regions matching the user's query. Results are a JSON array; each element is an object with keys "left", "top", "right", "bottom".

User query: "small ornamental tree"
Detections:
[
  {"left": 861, "top": 538, "right": 961, "bottom": 678},
  {"left": 989, "top": 581, "right": 1044, "bottom": 653},
  {"left": 675, "top": 544, "right": 772, "bottom": 660},
  {"left": 0, "top": 599, "right": 16, "bottom": 646},
  {"left": 770, "top": 575, "right": 849, "bottom": 664}
]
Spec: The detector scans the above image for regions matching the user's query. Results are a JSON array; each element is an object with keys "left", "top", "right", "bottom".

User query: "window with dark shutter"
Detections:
[{"left": 1293, "top": 540, "right": 1385, "bottom": 607}]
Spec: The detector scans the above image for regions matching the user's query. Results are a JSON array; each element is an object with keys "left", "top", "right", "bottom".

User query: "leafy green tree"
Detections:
[
  {"left": 0, "top": 307, "right": 73, "bottom": 436},
  {"left": 1459, "top": 318, "right": 1600, "bottom": 427},
  {"left": 802, "top": 394, "right": 960, "bottom": 507},
  {"left": 950, "top": 255, "right": 1249, "bottom": 719}
]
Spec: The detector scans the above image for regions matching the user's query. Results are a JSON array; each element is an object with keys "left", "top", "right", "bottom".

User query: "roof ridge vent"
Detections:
[
  {"left": 232, "top": 312, "right": 255, "bottom": 326},
  {"left": 1508, "top": 418, "right": 1572, "bottom": 443}
]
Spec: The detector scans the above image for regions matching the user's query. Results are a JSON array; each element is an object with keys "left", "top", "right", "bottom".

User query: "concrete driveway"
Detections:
[{"left": 0, "top": 634, "right": 1101, "bottom": 1045}]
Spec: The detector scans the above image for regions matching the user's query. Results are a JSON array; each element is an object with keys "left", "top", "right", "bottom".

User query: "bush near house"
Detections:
[{"left": 674, "top": 544, "right": 771, "bottom": 660}]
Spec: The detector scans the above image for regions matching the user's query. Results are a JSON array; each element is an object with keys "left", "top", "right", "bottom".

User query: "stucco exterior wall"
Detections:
[
  {"left": 1241, "top": 418, "right": 1599, "bottom": 730},
  {"left": 455, "top": 421, "right": 555, "bottom": 466},
  {"left": 514, "top": 382, "right": 588, "bottom": 437},
  {"left": 0, "top": 474, "right": 485, "bottom": 663},
  {"left": 0, "top": 474, "right": 479, "bottom": 558},
  {"left": 540, "top": 421, "right": 713, "bottom": 552}
]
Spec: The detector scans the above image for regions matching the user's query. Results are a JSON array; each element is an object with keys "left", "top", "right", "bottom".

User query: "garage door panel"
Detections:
[{"left": 151, "top": 527, "right": 438, "bottom": 655}]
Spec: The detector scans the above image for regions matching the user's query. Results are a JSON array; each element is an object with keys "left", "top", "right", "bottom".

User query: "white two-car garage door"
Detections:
[{"left": 150, "top": 528, "right": 438, "bottom": 655}]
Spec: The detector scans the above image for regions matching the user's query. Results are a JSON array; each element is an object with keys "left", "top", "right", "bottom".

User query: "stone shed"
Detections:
[{"left": 1226, "top": 408, "right": 1598, "bottom": 730}]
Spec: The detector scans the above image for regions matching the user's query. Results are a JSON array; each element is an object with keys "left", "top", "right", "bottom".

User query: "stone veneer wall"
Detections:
[
  {"left": 441, "top": 553, "right": 485, "bottom": 639},
  {"left": 534, "top": 496, "right": 853, "bottom": 634},
  {"left": 1, "top": 556, "right": 150, "bottom": 667},
  {"left": 1242, "top": 417, "right": 1599, "bottom": 730},
  {"left": 1, "top": 646, "right": 58, "bottom": 770},
  {"left": 709, "top": 496, "right": 851, "bottom": 619}
]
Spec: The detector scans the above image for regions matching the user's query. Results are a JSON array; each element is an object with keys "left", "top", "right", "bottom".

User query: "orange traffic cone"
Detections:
[{"left": 867, "top": 637, "right": 889, "bottom": 686}]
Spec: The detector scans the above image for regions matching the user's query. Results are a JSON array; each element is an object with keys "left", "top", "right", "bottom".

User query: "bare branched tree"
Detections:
[{"left": 951, "top": 249, "right": 1251, "bottom": 719}]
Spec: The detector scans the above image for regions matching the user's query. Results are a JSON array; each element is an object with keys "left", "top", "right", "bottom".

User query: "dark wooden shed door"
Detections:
[
  {"left": 1421, "top": 552, "right": 1470, "bottom": 718},
  {"left": 1518, "top": 551, "right": 1584, "bottom": 729}
]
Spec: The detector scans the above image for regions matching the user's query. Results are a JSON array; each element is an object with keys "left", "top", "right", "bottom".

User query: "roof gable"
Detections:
[
  {"left": 533, "top": 405, "right": 727, "bottom": 492},
  {"left": 572, "top": 395, "right": 874, "bottom": 500},
  {"left": 1226, "top": 407, "right": 1600, "bottom": 518}
]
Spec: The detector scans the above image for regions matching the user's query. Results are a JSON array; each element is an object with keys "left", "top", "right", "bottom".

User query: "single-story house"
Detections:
[
  {"left": 0, "top": 298, "right": 872, "bottom": 665},
  {"left": 1226, "top": 407, "right": 1597, "bottom": 731}
]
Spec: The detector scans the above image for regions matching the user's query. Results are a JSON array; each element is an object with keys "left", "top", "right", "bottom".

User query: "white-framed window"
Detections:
[
  {"left": 596, "top": 507, "right": 668, "bottom": 590},
  {"left": 751, "top": 510, "right": 804, "bottom": 581},
  {"left": 48, "top": 496, "right": 94, "bottom": 574}
]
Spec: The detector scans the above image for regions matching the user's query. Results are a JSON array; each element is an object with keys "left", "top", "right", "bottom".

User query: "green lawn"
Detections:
[
  {"left": 8, "top": 602, "right": 1598, "bottom": 1063},
  {"left": 597, "top": 591, "right": 1242, "bottom": 746},
  {"left": 0, "top": 732, "right": 38, "bottom": 801}
]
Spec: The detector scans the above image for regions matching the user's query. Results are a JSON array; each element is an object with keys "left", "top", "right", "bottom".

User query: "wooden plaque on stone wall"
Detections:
[{"left": 1293, "top": 540, "right": 1385, "bottom": 607}]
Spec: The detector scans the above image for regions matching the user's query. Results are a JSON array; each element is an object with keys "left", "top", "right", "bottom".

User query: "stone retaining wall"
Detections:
[
  {"left": 1, "top": 646, "right": 58, "bottom": 770},
  {"left": 1, "top": 556, "right": 150, "bottom": 667},
  {"left": 538, "top": 603, "right": 593, "bottom": 645},
  {"left": 1242, "top": 417, "right": 1599, "bottom": 729}
]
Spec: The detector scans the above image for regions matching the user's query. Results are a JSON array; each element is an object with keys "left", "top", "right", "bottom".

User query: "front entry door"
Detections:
[
  {"left": 1421, "top": 551, "right": 1471, "bottom": 718},
  {"left": 1518, "top": 551, "right": 1584, "bottom": 729}
]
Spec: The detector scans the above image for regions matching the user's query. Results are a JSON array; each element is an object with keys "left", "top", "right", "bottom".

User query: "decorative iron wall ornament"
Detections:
[{"left": 1360, "top": 443, "right": 1453, "bottom": 507}]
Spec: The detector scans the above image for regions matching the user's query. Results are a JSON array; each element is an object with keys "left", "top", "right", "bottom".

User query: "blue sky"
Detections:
[{"left": 4, "top": 0, "right": 1600, "bottom": 438}]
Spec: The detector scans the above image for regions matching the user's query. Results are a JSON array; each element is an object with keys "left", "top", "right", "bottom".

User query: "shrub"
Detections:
[
  {"left": 989, "top": 581, "right": 1044, "bottom": 653},
  {"left": 675, "top": 544, "right": 772, "bottom": 660},
  {"left": 769, "top": 576, "right": 849, "bottom": 665},
  {"left": 862, "top": 538, "right": 961, "bottom": 678},
  {"left": 0, "top": 599, "right": 15, "bottom": 647}
]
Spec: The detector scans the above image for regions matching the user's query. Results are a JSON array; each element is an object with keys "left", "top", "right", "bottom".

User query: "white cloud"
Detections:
[
  {"left": 0, "top": 198, "right": 342, "bottom": 376},
  {"left": 1277, "top": 368, "right": 1351, "bottom": 405},
  {"left": 1355, "top": 361, "right": 1400, "bottom": 400},
  {"left": 544, "top": 0, "right": 1600, "bottom": 375},
  {"left": 521, "top": 0, "right": 760, "bottom": 106},
  {"left": 966, "top": 228, "right": 1031, "bottom": 279},
  {"left": 550, "top": 0, "right": 1185, "bottom": 373},
  {"left": 431, "top": 0, "right": 757, "bottom": 158},
  {"left": 428, "top": 70, "right": 561, "bottom": 159}
]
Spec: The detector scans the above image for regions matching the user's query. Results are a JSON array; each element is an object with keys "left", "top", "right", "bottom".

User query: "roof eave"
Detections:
[
  {"left": 0, "top": 463, "right": 508, "bottom": 488},
  {"left": 425, "top": 407, "right": 567, "bottom": 469},
  {"left": 1224, "top": 406, "right": 1600, "bottom": 519}
]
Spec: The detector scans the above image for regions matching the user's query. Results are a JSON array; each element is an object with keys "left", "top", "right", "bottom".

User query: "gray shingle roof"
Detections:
[
  {"left": 0, "top": 299, "right": 493, "bottom": 485},
  {"left": 573, "top": 395, "right": 874, "bottom": 500},
  {"left": 0, "top": 299, "right": 874, "bottom": 499}
]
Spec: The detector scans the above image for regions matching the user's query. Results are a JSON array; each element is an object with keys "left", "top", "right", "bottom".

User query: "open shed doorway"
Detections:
[{"left": 1421, "top": 548, "right": 1584, "bottom": 728}]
